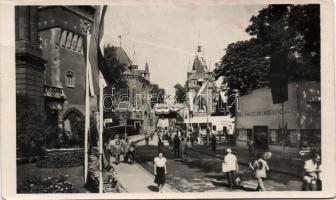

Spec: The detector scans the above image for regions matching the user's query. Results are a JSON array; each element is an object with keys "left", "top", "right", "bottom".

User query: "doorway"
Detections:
[{"left": 253, "top": 126, "right": 269, "bottom": 152}]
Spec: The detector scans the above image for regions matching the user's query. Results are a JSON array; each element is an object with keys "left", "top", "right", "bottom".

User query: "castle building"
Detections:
[
  {"left": 16, "top": 6, "right": 100, "bottom": 144},
  {"left": 186, "top": 45, "right": 215, "bottom": 116},
  {"left": 16, "top": 6, "right": 47, "bottom": 114},
  {"left": 184, "top": 46, "right": 234, "bottom": 136},
  {"left": 37, "top": 6, "right": 99, "bottom": 139},
  {"left": 104, "top": 45, "right": 153, "bottom": 135}
]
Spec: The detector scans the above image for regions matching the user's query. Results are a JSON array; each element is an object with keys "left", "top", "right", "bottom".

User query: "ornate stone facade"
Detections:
[{"left": 186, "top": 46, "right": 215, "bottom": 117}]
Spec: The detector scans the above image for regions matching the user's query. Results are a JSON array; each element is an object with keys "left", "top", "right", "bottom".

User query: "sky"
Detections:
[{"left": 104, "top": 2, "right": 266, "bottom": 94}]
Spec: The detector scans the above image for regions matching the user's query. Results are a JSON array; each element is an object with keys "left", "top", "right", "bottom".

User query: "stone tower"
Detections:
[{"left": 15, "top": 6, "right": 47, "bottom": 113}]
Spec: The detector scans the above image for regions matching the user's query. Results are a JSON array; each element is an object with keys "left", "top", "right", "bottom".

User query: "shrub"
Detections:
[
  {"left": 16, "top": 95, "right": 46, "bottom": 159},
  {"left": 17, "top": 175, "right": 76, "bottom": 193}
]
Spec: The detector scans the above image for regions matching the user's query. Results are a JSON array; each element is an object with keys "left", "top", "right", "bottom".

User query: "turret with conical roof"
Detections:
[
  {"left": 130, "top": 46, "right": 138, "bottom": 70},
  {"left": 144, "top": 62, "right": 150, "bottom": 81}
]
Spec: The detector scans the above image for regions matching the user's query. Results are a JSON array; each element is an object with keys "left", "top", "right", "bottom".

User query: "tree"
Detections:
[
  {"left": 245, "top": 4, "right": 320, "bottom": 81},
  {"left": 214, "top": 4, "right": 320, "bottom": 116},
  {"left": 174, "top": 82, "right": 188, "bottom": 103},
  {"left": 214, "top": 39, "right": 270, "bottom": 117},
  {"left": 104, "top": 45, "right": 129, "bottom": 89},
  {"left": 149, "top": 83, "right": 165, "bottom": 108},
  {"left": 214, "top": 39, "right": 270, "bottom": 96},
  {"left": 16, "top": 95, "right": 45, "bottom": 158}
]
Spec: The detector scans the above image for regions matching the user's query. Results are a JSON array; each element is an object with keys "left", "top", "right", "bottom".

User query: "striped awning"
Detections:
[{"left": 154, "top": 103, "right": 184, "bottom": 116}]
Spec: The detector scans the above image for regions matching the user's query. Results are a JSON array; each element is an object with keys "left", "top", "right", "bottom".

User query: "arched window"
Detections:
[
  {"left": 71, "top": 34, "right": 78, "bottom": 50},
  {"left": 59, "top": 30, "right": 68, "bottom": 47},
  {"left": 76, "top": 36, "right": 82, "bottom": 52},
  {"left": 65, "top": 32, "right": 73, "bottom": 48},
  {"left": 63, "top": 109, "right": 84, "bottom": 147}
]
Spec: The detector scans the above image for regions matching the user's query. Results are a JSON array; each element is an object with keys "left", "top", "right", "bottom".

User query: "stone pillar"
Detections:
[{"left": 57, "top": 103, "right": 64, "bottom": 144}]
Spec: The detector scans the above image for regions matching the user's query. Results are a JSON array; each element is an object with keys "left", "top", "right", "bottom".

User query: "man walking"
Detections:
[
  {"left": 123, "top": 138, "right": 131, "bottom": 162},
  {"left": 108, "top": 136, "right": 116, "bottom": 165},
  {"left": 173, "top": 135, "right": 180, "bottom": 157},
  {"left": 180, "top": 137, "right": 188, "bottom": 163},
  {"left": 247, "top": 139, "right": 255, "bottom": 159},
  {"left": 222, "top": 148, "right": 239, "bottom": 189},
  {"left": 211, "top": 132, "right": 217, "bottom": 152},
  {"left": 105, "top": 138, "right": 111, "bottom": 168},
  {"left": 129, "top": 142, "right": 136, "bottom": 164},
  {"left": 145, "top": 132, "right": 150, "bottom": 146}
]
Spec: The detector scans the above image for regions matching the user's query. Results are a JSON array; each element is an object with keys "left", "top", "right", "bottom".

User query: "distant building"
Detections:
[
  {"left": 235, "top": 81, "right": 321, "bottom": 157},
  {"left": 104, "top": 46, "right": 153, "bottom": 134},
  {"left": 184, "top": 46, "right": 233, "bottom": 136},
  {"left": 186, "top": 45, "right": 215, "bottom": 116}
]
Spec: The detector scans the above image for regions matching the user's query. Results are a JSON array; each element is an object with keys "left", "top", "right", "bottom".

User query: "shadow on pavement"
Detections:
[
  {"left": 206, "top": 174, "right": 226, "bottom": 180},
  {"left": 147, "top": 185, "right": 159, "bottom": 192},
  {"left": 211, "top": 180, "right": 257, "bottom": 192}
]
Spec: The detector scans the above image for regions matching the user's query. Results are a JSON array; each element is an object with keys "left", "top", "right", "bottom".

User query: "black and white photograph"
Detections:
[{"left": 1, "top": 0, "right": 335, "bottom": 198}]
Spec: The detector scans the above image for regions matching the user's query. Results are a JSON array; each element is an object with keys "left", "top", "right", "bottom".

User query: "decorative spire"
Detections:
[
  {"left": 132, "top": 44, "right": 137, "bottom": 65},
  {"left": 145, "top": 62, "right": 149, "bottom": 73}
]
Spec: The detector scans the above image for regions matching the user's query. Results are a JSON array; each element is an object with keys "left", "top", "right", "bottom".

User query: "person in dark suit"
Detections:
[
  {"left": 211, "top": 133, "right": 217, "bottom": 152},
  {"left": 173, "top": 135, "right": 180, "bottom": 157}
]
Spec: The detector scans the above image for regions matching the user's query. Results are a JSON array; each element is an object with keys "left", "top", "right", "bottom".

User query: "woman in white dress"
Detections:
[{"left": 154, "top": 152, "right": 167, "bottom": 193}]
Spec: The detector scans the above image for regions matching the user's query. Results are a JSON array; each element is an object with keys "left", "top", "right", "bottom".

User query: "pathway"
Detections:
[{"left": 108, "top": 134, "right": 177, "bottom": 193}]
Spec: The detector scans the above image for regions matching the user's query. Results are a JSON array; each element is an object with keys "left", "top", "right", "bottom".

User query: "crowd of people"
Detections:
[
  {"left": 105, "top": 135, "right": 136, "bottom": 166},
  {"left": 104, "top": 127, "right": 322, "bottom": 193},
  {"left": 155, "top": 127, "right": 193, "bottom": 163},
  {"left": 154, "top": 127, "right": 322, "bottom": 192}
]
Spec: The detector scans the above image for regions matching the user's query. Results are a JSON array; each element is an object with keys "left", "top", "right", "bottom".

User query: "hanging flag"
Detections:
[
  {"left": 83, "top": 5, "right": 108, "bottom": 96},
  {"left": 194, "top": 80, "right": 209, "bottom": 101},
  {"left": 187, "top": 92, "right": 194, "bottom": 112},
  {"left": 96, "top": 6, "right": 114, "bottom": 84},
  {"left": 83, "top": 6, "right": 107, "bottom": 185},
  {"left": 270, "top": 50, "right": 288, "bottom": 104},
  {"left": 194, "top": 81, "right": 210, "bottom": 111}
]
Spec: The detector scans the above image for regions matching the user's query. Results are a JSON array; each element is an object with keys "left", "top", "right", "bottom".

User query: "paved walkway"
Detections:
[
  {"left": 191, "top": 141, "right": 304, "bottom": 178},
  {"left": 110, "top": 134, "right": 177, "bottom": 193},
  {"left": 135, "top": 134, "right": 302, "bottom": 192}
]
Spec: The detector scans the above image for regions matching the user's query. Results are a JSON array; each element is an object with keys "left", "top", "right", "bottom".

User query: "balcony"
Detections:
[{"left": 44, "top": 85, "right": 66, "bottom": 99}]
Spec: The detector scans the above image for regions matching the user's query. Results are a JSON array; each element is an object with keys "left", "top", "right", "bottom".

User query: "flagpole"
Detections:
[
  {"left": 99, "top": 73, "right": 104, "bottom": 193},
  {"left": 206, "top": 82, "right": 209, "bottom": 144},
  {"left": 84, "top": 29, "right": 90, "bottom": 184},
  {"left": 282, "top": 102, "right": 286, "bottom": 159},
  {"left": 99, "top": 6, "right": 106, "bottom": 192}
]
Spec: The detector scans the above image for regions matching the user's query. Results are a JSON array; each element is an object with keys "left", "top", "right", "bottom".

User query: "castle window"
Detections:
[
  {"left": 65, "top": 32, "right": 73, "bottom": 49},
  {"left": 76, "top": 36, "right": 83, "bottom": 52},
  {"left": 66, "top": 71, "right": 75, "bottom": 88},
  {"left": 59, "top": 30, "right": 68, "bottom": 47},
  {"left": 71, "top": 34, "right": 78, "bottom": 50}
]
